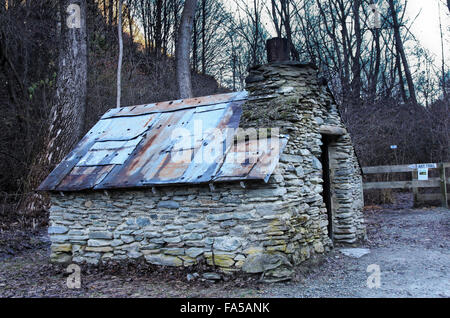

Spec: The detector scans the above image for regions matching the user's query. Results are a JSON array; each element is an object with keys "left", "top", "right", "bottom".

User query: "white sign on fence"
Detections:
[
  {"left": 417, "top": 163, "right": 437, "bottom": 169},
  {"left": 417, "top": 168, "right": 429, "bottom": 181},
  {"left": 407, "top": 163, "right": 437, "bottom": 169}
]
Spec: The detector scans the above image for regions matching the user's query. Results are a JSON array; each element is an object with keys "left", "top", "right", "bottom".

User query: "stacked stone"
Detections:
[
  {"left": 323, "top": 131, "right": 364, "bottom": 243},
  {"left": 319, "top": 83, "right": 366, "bottom": 243},
  {"left": 242, "top": 62, "right": 365, "bottom": 245},
  {"left": 49, "top": 176, "right": 329, "bottom": 281}
]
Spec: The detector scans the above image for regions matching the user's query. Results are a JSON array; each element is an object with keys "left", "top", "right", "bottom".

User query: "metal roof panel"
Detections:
[{"left": 38, "top": 91, "right": 289, "bottom": 192}]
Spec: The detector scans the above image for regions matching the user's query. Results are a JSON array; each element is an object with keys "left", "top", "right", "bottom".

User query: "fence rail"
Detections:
[{"left": 362, "top": 162, "right": 449, "bottom": 208}]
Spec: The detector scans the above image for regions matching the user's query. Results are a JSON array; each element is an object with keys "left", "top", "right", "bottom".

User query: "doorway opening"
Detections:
[{"left": 320, "top": 135, "right": 334, "bottom": 240}]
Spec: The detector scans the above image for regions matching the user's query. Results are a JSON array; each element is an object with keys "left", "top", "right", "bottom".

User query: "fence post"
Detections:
[
  {"left": 411, "top": 170, "right": 419, "bottom": 206},
  {"left": 439, "top": 163, "right": 448, "bottom": 209}
]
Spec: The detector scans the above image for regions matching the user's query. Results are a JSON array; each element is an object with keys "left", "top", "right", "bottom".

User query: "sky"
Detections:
[
  {"left": 228, "top": 0, "right": 450, "bottom": 67},
  {"left": 406, "top": 0, "right": 449, "bottom": 65}
]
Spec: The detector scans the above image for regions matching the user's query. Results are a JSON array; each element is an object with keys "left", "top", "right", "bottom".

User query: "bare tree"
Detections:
[
  {"left": 155, "top": 0, "right": 163, "bottom": 56},
  {"left": 108, "top": 0, "right": 114, "bottom": 26},
  {"left": 350, "top": 0, "right": 362, "bottom": 103},
  {"left": 26, "top": 0, "right": 88, "bottom": 211},
  {"left": 201, "top": 0, "right": 207, "bottom": 74},
  {"left": 388, "top": 0, "right": 417, "bottom": 104},
  {"left": 268, "top": 0, "right": 299, "bottom": 60},
  {"left": 126, "top": 2, "right": 134, "bottom": 45},
  {"left": 176, "top": 0, "right": 197, "bottom": 99},
  {"left": 48, "top": 0, "right": 88, "bottom": 157},
  {"left": 117, "top": 0, "right": 123, "bottom": 108},
  {"left": 438, "top": 1, "right": 447, "bottom": 98},
  {"left": 233, "top": 0, "right": 267, "bottom": 67},
  {"left": 191, "top": 0, "right": 233, "bottom": 78},
  {"left": 368, "top": 0, "right": 382, "bottom": 100}
]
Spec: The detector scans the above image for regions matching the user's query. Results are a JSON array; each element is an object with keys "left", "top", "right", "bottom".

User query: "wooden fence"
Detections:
[{"left": 362, "top": 162, "right": 449, "bottom": 208}]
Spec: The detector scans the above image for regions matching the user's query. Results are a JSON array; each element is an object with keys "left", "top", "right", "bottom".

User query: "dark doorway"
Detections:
[{"left": 320, "top": 135, "right": 333, "bottom": 240}]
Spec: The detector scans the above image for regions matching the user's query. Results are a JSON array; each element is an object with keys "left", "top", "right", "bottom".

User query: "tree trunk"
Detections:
[
  {"left": 389, "top": 0, "right": 417, "bottom": 104},
  {"left": 172, "top": 0, "right": 180, "bottom": 52},
  {"left": 438, "top": 1, "right": 447, "bottom": 98},
  {"left": 271, "top": 0, "right": 282, "bottom": 38},
  {"left": 117, "top": 0, "right": 123, "bottom": 108},
  {"left": 350, "top": 0, "right": 362, "bottom": 103},
  {"left": 25, "top": 0, "right": 88, "bottom": 212},
  {"left": 280, "top": 0, "right": 299, "bottom": 61},
  {"left": 369, "top": 9, "right": 381, "bottom": 100},
  {"left": 201, "top": 0, "right": 206, "bottom": 74},
  {"left": 193, "top": 14, "right": 198, "bottom": 72},
  {"left": 162, "top": 0, "right": 169, "bottom": 53},
  {"left": 253, "top": 0, "right": 259, "bottom": 66},
  {"left": 232, "top": 53, "right": 236, "bottom": 91},
  {"left": 395, "top": 51, "right": 407, "bottom": 102},
  {"left": 127, "top": 4, "right": 133, "bottom": 45},
  {"left": 108, "top": 0, "right": 113, "bottom": 26},
  {"left": 140, "top": 0, "right": 148, "bottom": 53},
  {"left": 335, "top": 0, "right": 351, "bottom": 106},
  {"left": 155, "top": 0, "right": 163, "bottom": 57},
  {"left": 176, "top": 0, "right": 197, "bottom": 99}
]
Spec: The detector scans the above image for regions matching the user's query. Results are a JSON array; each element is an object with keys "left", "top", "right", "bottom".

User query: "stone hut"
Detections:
[{"left": 39, "top": 39, "right": 365, "bottom": 281}]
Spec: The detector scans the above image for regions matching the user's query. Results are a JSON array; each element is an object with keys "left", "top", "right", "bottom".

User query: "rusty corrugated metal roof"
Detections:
[{"left": 38, "top": 91, "right": 288, "bottom": 192}]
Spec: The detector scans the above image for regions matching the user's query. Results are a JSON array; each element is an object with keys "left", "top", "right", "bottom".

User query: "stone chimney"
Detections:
[
  {"left": 241, "top": 38, "right": 331, "bottom": 158},
  {"left": 266, "top": 38, "right": 290, "bottom": 63},
  {"left": 240, "top": 38, "right": 366, "bottom": 245}
]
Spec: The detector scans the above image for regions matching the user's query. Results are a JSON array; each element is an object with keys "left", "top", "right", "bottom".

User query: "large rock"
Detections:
[
  {"left": 339, "top": 248, "right": 370, "bottom": 258},
  {"left": 213, "top": 236, "right": 242, "bottom": 252},
  {"left": 186, "top": 247, "right": 205, "bottom": 258},
  {"left": 89, "top": 231, "right": 113, "bottom": 239},
  {"left": 312, "top": 157, "right": 322, "bottom": 170},
  {"left": 48, "top": 226, "right": 68, "bottom": 235},
  {"left": 50, "top": 252, "right": 72, "bottom": 264},
  {"left": 202, "top": 272, "right": 222, "bottom": 281},
  {"left": 136, "top": 217, "right": 150, "bottom": 227},
  {"left": 206, "top": 253, "right": 235, "bottom": 267},
  {"left": 242, "top": 253, "right": 292, "bottom": 274},
  {"left": 145, "top": 255, "right": 183, "bottom": 266},
  {"left": 313, "top": 242, "right": 324, "bottom": 253},
  {"left": 264, "top": 265, "right": 295, "bottom": 283},
  {"left": 51, "top": 244, "right": 72, "bottom": 252},
  {"left": 85, "top": 246, "right": 113, "bottom": 252},
  {"left": 87, "top": 239, "right": 111, "bottom": 247},
  {"left": 157, "top": 201, "right": 180, "bottom": 209}
]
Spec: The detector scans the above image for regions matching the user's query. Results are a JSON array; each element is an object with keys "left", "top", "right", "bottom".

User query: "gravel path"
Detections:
[
  {"left": 261, "top": 206, "right": 450, "bottom": 298},
  {"left": 1, "top": 199, "right": 449, "bottom": 298}
]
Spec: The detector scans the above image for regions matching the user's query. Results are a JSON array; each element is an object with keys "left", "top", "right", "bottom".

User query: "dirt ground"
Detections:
[{"left": 0, "top": 194, "right": 449, "bottom": 298}]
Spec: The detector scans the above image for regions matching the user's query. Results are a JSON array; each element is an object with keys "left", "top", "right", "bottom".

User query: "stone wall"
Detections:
[
  {"left": 47, "top": 61, "right": 365, "bottom": 280},
  {"left": 242, "top": 62, "right": 365, "bottom": 243},
  {"left": 49, "top": 172, "right": 331, "bottom": 281}
]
